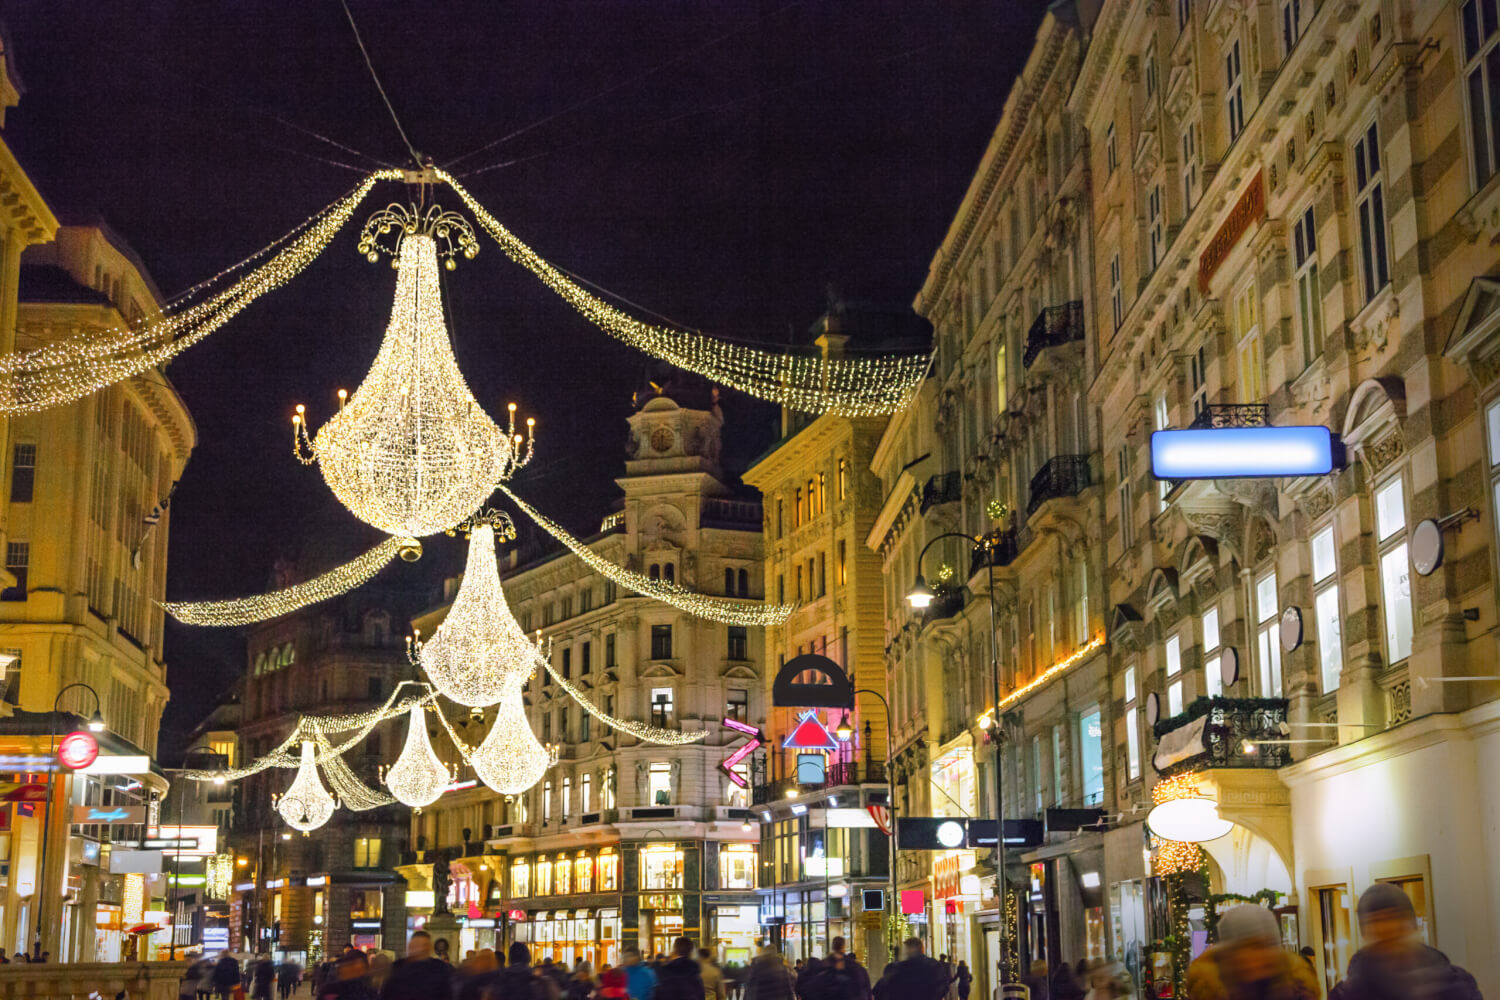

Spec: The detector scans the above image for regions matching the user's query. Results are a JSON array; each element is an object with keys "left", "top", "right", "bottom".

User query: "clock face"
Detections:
[{"left": 650, "top": 426, "right": 675, "bottom": 453}]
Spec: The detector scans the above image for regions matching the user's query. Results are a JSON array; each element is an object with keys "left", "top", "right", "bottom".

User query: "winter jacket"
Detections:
[
  {"left": 214, "top": 956, "right": 244, "bottom": 990},
  {"left": 1185, "top": 947, "right": 1319, "bottom": 1000},
  {"left": 320, "top": 977, "right": 379, "bottom": 1000},
  {"left": 1328, "top": 944, "right": 1482, "bottom": 1000},
  {"left": 380, "top": 957, "right": 454, "bottom": 1000},
  {"left": 482, "top": 963, "right": 560, "bottom": 1000},
  {"left": 744, "top": 956, "right": 795, "bottom": 1000},
  {"left": 656, "top": 957, "right": 705, "bottom": 1000},
  {"left": 625, "top": 964, "right": 659, "bottom": 1000},
  {"left": 873, "top": 955, "right": 949, "bottom": 1000}
]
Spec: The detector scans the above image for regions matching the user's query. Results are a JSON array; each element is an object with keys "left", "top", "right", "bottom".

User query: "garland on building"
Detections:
[{"left": 1204, "top": 890, "right": 1284, "bottom": 943}]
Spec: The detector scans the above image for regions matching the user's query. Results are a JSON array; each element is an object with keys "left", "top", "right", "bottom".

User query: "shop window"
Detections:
[
  {"left": 555, "top": 856, "right": 572, "bottom": 895},
  {"left": 603, "top": 767, "right": 616, "bottom": 810},
  {"left": 1165, "top": 634, "right": 1183, "bottom": 716},
  {"left": 1078, "top": 709, "right": 1104, "bottom": 806},
  {"left": 641, "top": 845, "right": 684, "bottom": 889},
  {"left": 720, "top": 846, "right": 757, "bottom": 889},
  {"left": 1462, "top": 0, "right": 1500, "bottom": 188},
  {"left": 350, "top": 889, "right": 382, "bottom": 919},
  {"left": 1312, "top": 526, "right": 1343, "bottom": 692},
  {"left": 536, "top": 858, "right": 552, "bottom": 895},
  {"left": 648, "top": 762, "right": 672, "bottom": 805},
  {"left": 575, "top": 854, "right": 594, "bottom": 894},
  {"left": 511, "top": 860, "right": 531, "bottom": 898},
  {"left": 1376, "top": 478, "right": 1413, "bottom": 664},
  {"left": 1256, "top": 570, "right": 1283, "bottom": 696},
  {"left": 599, "top": 849, "right": 619, "bottom": 890}
]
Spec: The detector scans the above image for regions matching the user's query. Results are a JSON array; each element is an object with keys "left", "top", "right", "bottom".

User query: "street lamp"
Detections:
[
  {"left": 36, "top": 681, "right": 106, "bottom": 959},
  {"left": 847, "top": 687, "right": 899, "bottom": 963},
  {"left": 904, "top": 530, "right": 1010, "bottom": 982}
]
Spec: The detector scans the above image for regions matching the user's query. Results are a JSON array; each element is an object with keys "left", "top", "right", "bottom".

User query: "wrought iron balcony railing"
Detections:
[
  {"left": 752, "top": 762, "right": 882, "bottom": 804},
  {"left": 923, "top": 587, "right": 966, "bottom": 623},
  {"left": 1022, "top": 300, "right": 1085, "bottom": 368},
  {"left": 1151, "top": 696, "right": 1290, "bottom": 776},
  {"left": 1027, "top": 455, "right": 1091, "bottom": 516},
  {"left": 919, "top": 472, "right": 963, "bottom": 514},
  {"left": 1187, "top": 404, "right": 1270, "bottom": 429},
  {"left": 969, "top": 527, "right": 1019, "bottom": 577}
]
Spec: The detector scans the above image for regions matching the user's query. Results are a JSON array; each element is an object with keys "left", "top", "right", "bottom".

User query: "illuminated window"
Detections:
[
  {"left": 1312, "top": 526, "right": 1343, "bottom": 692},
  {"left": 536, "top": 858, "right": 552, "bottom": 895},
  {"left": 598, "top": 849, "right": 619, "bottom": 890},
  {"left": 511, "top": 859, "right": 531, "bottom": 898},
  {"left": 575, "top": 854, "right": 594, "bottom": 894},
  {"left": 641, "top": 845, "right": 684, "bottom": 889},
  {"left": 648, "top": 762, "right": 672, "bottom": 805},
  {"left": 1124, "top": 664, "right": 1141, "bottom": 781},
  {"left": 1376, "top": 479, "right": 1413, "bottom": 664},
  {"left": 1233, "top": 281, "right": 1263, "bottom": 404},
  {"left": 554, "top": 856, "right": 571, "bottom": 895},
  {"left": 720, "top": 846, "right": 757, "bottom": 889},
  {"left": 581, "top": 774, "right": 593, "bottom": 814},
  {"left": 1165, "top": 635, "right": 1183, "bottom": 716},
  {"left": 1315, "top": 884, "right": 1353, "bottom": 994},
  {"left": 353, "top": 838, "right": 381, "bottom": 868},
  {"left": 1256, "top": 570, "right": 1282, "bottom": 696},
  {"left": 838, "top": 458, "right": 848, "bottom": 500},
  {"left": 650, "top": 688, "right": 674, "bottom": 727},
  {"left": 1202, "top": 607, "right": 1222, "bottom": 698},
  {"left": 1078, "top": 709, "right": 1103, "bottom": 806}
]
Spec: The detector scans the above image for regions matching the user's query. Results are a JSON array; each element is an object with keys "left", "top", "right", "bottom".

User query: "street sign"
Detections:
[
  {"left": 964, "top": 819, "right": 1044, "bottom": 848},
  {"left": 1, "top": 783, "right": 48, "bottom": 803},
  {"left": 109, "top": 849, "right": 164, "bottom": 875},
  {"left": 898, "top": 817, "right": 970, "bottom": 850},
  {"left": 1150, "top": 425, "right": 1340, "bottom": 480},
  {"left": 58, "top": 731, "right": 99, "bottom": 770},
  {"left": 72, "top": 805, "right": 146, "bottom": 825},
  {"left": 718, "top": 717, "right": 763, "bottom": 787},
  {"left": 771, "top": 653, "right": 853, "bottom": 708},
  {"left": 781, "top": 710, "right": 840, "bottom": 751}
]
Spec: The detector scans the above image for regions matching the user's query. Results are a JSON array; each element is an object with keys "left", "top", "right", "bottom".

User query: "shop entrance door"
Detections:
[{"left": 648, "top": 913, "right": 683, "bottom": 958}]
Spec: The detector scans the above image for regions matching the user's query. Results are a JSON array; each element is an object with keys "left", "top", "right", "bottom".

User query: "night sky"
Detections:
[{"left": 2, "top": 0, "right": 1044, "bottom": 748}]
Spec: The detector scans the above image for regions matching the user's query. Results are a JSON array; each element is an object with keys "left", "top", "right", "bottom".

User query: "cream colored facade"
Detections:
[{"left": 401, "top": 378, "right": 763, "bottom": 963}]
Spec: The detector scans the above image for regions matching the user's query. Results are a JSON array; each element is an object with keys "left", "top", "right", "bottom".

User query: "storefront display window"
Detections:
[
  {"left": 720, "top": 845, "right": 756, "bottom": 889},
  {"left": 599, "top": 849, "right": 619, "bottom": 890},
  {"left": 537, "top": 859, "right": 553, "bottom": 896},
  {"left": 575, "top": 854, "right": 594, "bottom": 893},
  {"left": 599, "top": 908, "right": 620, "bottom": 967},
  {"left": 930, "top": 745, "right": 976, "bottom": 818},
  {"left": 351, "top": 890, "right": 381, "bottom": 918},
  {"left": 555, "top": 856, "right": 572, "bottom": 895},
  {"left": 512, "top": 860, "right": 530, "bottom": 898},
  {"left": 641, "top": 845, "right": 684, "bottom": 890}
]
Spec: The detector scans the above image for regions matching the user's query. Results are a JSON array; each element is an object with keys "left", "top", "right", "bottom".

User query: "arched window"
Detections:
[
  {"left": 664, "top": 563, "right": 675, "bottom": 584},
  {"left": 724, "top": 568, "right": 735, "bottom": 595},
  {"left": 253, "top": 653, "right": 267, "bottom": 677},
  {"left": 648, "top": 564, "right": 660, "bottom": 581},
  {"left": 738, "top": 568, "right": 749, "bottom": 595}
]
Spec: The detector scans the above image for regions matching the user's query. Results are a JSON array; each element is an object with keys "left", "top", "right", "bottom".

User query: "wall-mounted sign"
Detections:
[
  {"left": 108, "top": 849, "right": 163, "bottom": 875},
  {"left": 72, "top": 805, "right": 146, "bottom": 825},
  {"left": 781, "top": 711, "right": 840, "bottom": 751},
  {"left": 351, "top": 919, "right": 383, "bottom": 931},
  {"left": 933, "top": 854, "right": 964, "bottom": 899},
  {"left": 900, "top": 889, "right": 925, "bottom": 915},
  {"left": 1220, "top": 647, "right": 1240, "bottom": 689},
  {"left": 1198, "top": 171, "right": 1265, "bottom": 292},
  {"left": 861, "top": 888, "right": 885, "bottom": 912},
  {"left": 58, "top": 732, "right": 99, "bottom": 771},
  {"left": 1412, "top": 519, "right": 1444, "bottom": 576},
  {"left": 771, "top": 654, "right": 853, "bottom": 708},
  {"left": 718, "top": 717, "right": 763, "bottom": 787},
  {"left": 898, "top": 817, "right": 972, "bottom": 850},
  {"left": 1151, "top": 426, "right": 1339, "bottom": 480},
  {"left": 1279, "top": 606, "right": 1304, "bottom": 652},
  {"left": 1, "top": 783, "right": 48, "bottom": 803}
]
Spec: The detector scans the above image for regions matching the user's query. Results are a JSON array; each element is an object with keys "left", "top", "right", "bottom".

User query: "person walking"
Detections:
[
  {"left": 953, "top": 962, "right": 971, "bottom": 1000},
  {"left": 567, "top": 961, "right": 598, "bottom": 1000},
  {"left": 1328, "top": 884, "right": 1481, "bottom": 1000},
  {"left": 213, "top": 951, "right": 244, "bottom": 1000},
  {"left": 489, "top": 943, "right": 561, "bottom": 1000},
  {"left": 1184, "top": 905, "right": 1318, "bottom": 1000},
  {"left": 656, "top": 937, "right": 706, "bottom": 1000},
  {"left": 699, "top": 949, "right": 725, "bottom": 1000},
  {"left": 381, "top": 932, "right": 454, "bottom": 1000},
  {"left": 318, "top": 952, "right": 378, "bottom": 1000},
  {"left": 623, "top": 945, "right": 660, "bottom": 1000},
  {"left": 278, "top": 958, "right": 302, "bottom": 1000},
  {"left": 1049, "top": 963, "right": 1084, "bottom": 1000},
  {"left": 873, "top": 939, "right": 948, "bottom": 1000},
  {"left": 745, "top": 944, "right": 796, "bottom": 1000},
  {"left": 1019, "top": 961, "right": 1049, "bottom": 1000},
  {"left": 251, "top": 954, "right": 276, "bottom": 1000},
  {"left": 823, "top": 937, "right": 870, "bottom": 1000}
]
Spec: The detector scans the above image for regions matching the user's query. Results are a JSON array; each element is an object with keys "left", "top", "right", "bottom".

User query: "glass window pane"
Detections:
[
  {"left": 1312, "top": 526, "right": 1337, "bottom": 582},
  {"left": 1376, "top": 480, "right": 1406, "bottom": 540},
  {"left": 1205, "top": 654, "right": 1222, "bottom": 698},
  {"left": 1124, "top": 665, "right": 1137, "bottom": 703},
  {"left": 1258, "top": 624, "right": 1283, "bottom": 697},
  {"left": 1125, "top": 710, "right": 1141, "bottom": 779},
  {"left": 1202, "top": 607, "right": 1220, "bottom": 652},
  {"left": 1257, "top": 572, "right": 1278, "bottom": 624},
  {"left": 1487, "top": 401, "right": 1500, "bottom": 462},
  {"left": 1466, "top": 0, "right": 1482, "bottom": 61},
  {"left": 1166, "top": 635, "right": 1181, "bottom": 677},
  {"left": 1168, "top": 680, "right": 1183, "bottom": 716},
  {"left": 1316, "top": 585, "right": 1343, "bottom": 693},
  {"left": 1472, "top": 69, "right": 1494, "bottom": 186},
  {"left": 1381, "top": 543, "right": 1414, "bottom": 662},
  {"left": 1079, "top": 710, "right": 1104, "bottom": 806}
]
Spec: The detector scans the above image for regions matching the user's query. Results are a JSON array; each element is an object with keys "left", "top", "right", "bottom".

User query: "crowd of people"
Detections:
[{"left": 174, "top": 889, "right": 1483, "bottom": 1000}]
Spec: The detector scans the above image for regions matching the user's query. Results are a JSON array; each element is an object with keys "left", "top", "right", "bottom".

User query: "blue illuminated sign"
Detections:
[{"left": 1150, "top": 426, "right": 1338, "bottom": 480}]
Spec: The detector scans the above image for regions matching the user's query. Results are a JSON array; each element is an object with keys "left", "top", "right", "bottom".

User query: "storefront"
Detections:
[{"left": 707, "top": 903, "right": 757, "bottom": 964}]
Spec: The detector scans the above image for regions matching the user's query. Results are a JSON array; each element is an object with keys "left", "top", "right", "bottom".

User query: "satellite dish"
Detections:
[
  {"left": 1280, "top": 606, "right": 1303, "bottom": 652},
  {"left": 1145, "top": 691, "right": 1161, "bottom": 726},
  {"left": 1412, "top": 519, "right": 1444, "bottom": 576},
  {"left": 1220, "top": 647, "right": 1239, "bottom": 689}
]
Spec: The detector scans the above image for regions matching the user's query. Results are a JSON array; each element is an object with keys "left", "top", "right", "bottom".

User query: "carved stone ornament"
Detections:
[
  {"left": 1298, "top": 487, "right": 1335, "bottom": 521},
  {"left": 1184, "top": 509, "right": 1244, "bottom": 547},
  {"left": 1363, "top": 430, "right": 1405, "bottom": 476}
]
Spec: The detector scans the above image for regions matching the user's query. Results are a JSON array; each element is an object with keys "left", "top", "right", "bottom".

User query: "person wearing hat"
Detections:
[
  {"left": 1327, "top": 883, "right": 1481, "bottom": 1000},
  {"left": 1185, "top": 904, "right": 1318, "bottom": 1000}
]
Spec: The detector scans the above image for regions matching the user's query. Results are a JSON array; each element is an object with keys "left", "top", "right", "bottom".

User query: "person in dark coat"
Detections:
[
  {"left": 381, "top": 932, "right": 454, "bottom": 1000},
  {"left": 1328, "top": 884, "right": 1482, "bottom": 1000},
  {"left": 251, "top": 955, "right": 276, "bottom": 1000},
  {"left": 656, "top": 938, "right": 706, "bottom": 1000},
  {"left": 745, "top": 945, "right": 795, "bottom": 1000},
  {"left": 873, "top": 939, "right": 948, "bottom": 1000},
  {"left": 1185, "top": 905, "right": 1317, "bottom": 1000},
  {"left": 213, "top": 952, "right": 244, "bottom": 1000},
  {"left": 319, "top": 952, "right": 378, "bottom": 1000},
  {"left": 823, "top": 938, "right": 871, "bottom": 1000},
  {"left": 488, "top": 943, "right": 560, "bottom": 1000},
  {"left": 1049, "top": 963, "right": 1084, "bottom": 1000}
]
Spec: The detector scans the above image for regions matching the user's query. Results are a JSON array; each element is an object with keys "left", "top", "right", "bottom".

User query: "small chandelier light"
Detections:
[
  {"left": 384, "top": 703, "right": 451, "bottom": 808},
  {"left": 414, "top": 516, "right": 542, "bottom": 706},
  {"left": 469, "top": 690, "right": 555, "bottom": 795},
  {"left": 1146, "top": 771, "right": 1233, "bottom": 844},
  {"left": 294, "top": 205, "right": 534, "bottom": 538},
  {"left": 276, "top": 741, "right": 337, "bottom": 833}
]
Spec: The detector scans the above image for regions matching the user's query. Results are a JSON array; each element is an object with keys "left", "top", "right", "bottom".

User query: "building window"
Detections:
[
  {"left": 776, "top": 498, "right": 784, "bottom": 537},
  {"left": 1226, "top": 38, "right": 1245, "bottom": 141},
  {"left": 1233, "top": 281, "right": 1264, "bottom": 403},
  {"left": 575, "top": 854, "right": 594, "bottom": 893},
  {"left": 837, "top": 540, "right": 847, "bottom": 586},
  {"left": 648, "top": 763, "right": 673, "bottom": 806},
  {"left": 605, "top": 633, "right": 616, "bottom": 668},
  {"left": 1165, "top": 634, "right": 1183, "bottom": 716},
  {"left": 2, "top": 542, "right": 29, "bottom": 601},
  {"left": 1376, "top": 478, "right": 1414, "bottom": 664},
  {"left": 353, "top": 837, "right": 381, "bottom": 868},
  {"left": 650, "top": 624, "right": 672, "bottom": 660},
  {"left": 580, "top": 710, "right": 591, "bottom": 743},
  {"left": 599, "top": 849, "right": 619, "bottom": 890},
  {"left": 1182, "top": 121, "right": 1199, "bottom": 210},
  {"left": 1144, "top": 40, "right": 1158, "bottom": 99},
  {"left": 561, "top": 777, "right": 572, "bottom": 821},
  {"left": 10, "top": 444, "right": 36, "bottom": 503},
  {"left": 1106, "top": 122, "right": 1117, "bottom": 175},
  {"left": 1202, "top": 606, "right": 1223, "bottom": 697},
  {"left": 1177, "top": 0, "right": 1190, "bottom": 32},
  {"left": 1148, "top": 184, "right": 1165, "bottom": 271},
  {"left": 725, "top": 688, "right": 749, "bottom": 723},
  {"left": 562, "top": 647, "right": 572, "bottom": 679},
  {"left": 1312, "top": 525, "right": 1343, "bottom": 693},
  {"left": 1051, "top": 725, "right": 1065, "bottom": 806},
  {"left": 543, "top": 779, "right": 553, "bottom": 824},
  {"left": 603, "top": 767, "right": 616, "bottom": 810},
  {"left": 1462, "top": 0, "right": 1500, "bottom": 188},
  {"left": 1190, "top": 346, "right": 1208, "bottom": 417},
  {"left": 837, "top": 458, "right": 849, "bottom": 500},
  {"left": 720, "top": 846, "right": 757, "bottom": 889},
  {"left": 795, "top": 565, "right": 804, "bottom": 602},
  {"left": 580, "top": 588, "right": 592, "bottom": 613},
  {"left": 651, "top": 687, "right": 674, "bottom": 727},
  {"left": 1124, "top": 664, "right": 1141, "bottom": 781},
  {"left": 581, "top": 774, "right": 593, "bottom": 813},
  {"left": 641, "top": 844, "right": 683, "bottom": 889},
  {"left": 727, "top": 626, "right": 748, "bottom": 660},
  {"left": 1031, "top": 734, "right": 1044, "bottom": 812},
  {"left": 542, "top": 712, "right": 552, "bottom": 743},
  {"left": 535, "top": 857, "right": 552, "bottom": 895},
  {"left": 663, "top": 563, "right": 674, "bottom": 584},
  {"left": 1154, "top": 394, "right": 1171, "bottom": 511},
  {"left": 1256, "top": 570, "right": 1283, "bottom": 696},
  {"left": 1078, "top": 709, "right": 1104, "bottom": 806},
  {"left": 1109, "top": 254, "right": 1123, "bottom": 332},
  {"left": 1354, "top": 121, "right": 1390, "bottom": 302},
  {"left": 795, "top": 488, "right": 803, "bottom": 526},
  {"left": 581, "top": 641, "right": 591, "bottom": 675},
  {"left": 1116, "top": 447, "right": 1135, "bottom": 550},
  {"left": 1280, "top": 0, "right": 1303, "bottom": 56},
  {"left": 1294, "top": 206, "right": 1324, "bottom": 366},
  {"left": 649, "top": 564, "right": 660, "bottom": 581},
  {"left": 366, "top": 676, "right": 382, "bottom": 701},
  {"left": 511, "top": 860, "right": 530, "bottom": 898}
]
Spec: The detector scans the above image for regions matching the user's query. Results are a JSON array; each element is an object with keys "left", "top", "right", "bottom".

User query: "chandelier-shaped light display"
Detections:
[
  {"left": 276, "top": 741, "right": 337, "bottom": 833},
  {"left": 414, "top": 517, "right": 542, "bottom": 706},
  {"left": 384, "top": 703, "right": 450, "bottom": 808},
  {"left": 295, "top": 205, "right": 534, "bottom": 538},
  {"left": 470, "top": 689, "right": 555, "bottom": 795}
]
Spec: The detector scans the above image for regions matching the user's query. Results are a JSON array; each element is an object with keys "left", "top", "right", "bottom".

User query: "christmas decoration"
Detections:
[
  {"left": 383, "top": 703, "right": 451, "bottom": 808},
  {"left": 276, "top": 741, "right": 337, "bottom": 833}
]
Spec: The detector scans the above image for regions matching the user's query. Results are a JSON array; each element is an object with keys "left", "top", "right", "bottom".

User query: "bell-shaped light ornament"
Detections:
[
  {"left": 470, "top": 690, "right": 553, "bottom": 795},
  {"left": 303, "top": 232, "right": 524, "bottom": 537},
  {"left": 420, "top": 523, "right": 541, "bottom": 706},
  {"left": 277, "top": 740, "right": 337, "bottom": 833},
  {"left": 384, "top": 704, "right": 449, "bottom": 808}
]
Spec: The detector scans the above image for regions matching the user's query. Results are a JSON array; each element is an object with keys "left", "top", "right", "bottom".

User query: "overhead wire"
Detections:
[
  {"left": 339, "top": 0, "right": 423, "bottom": 167},
  {"left": 255, "top": 110, "right": 401, "bottom": 169}
]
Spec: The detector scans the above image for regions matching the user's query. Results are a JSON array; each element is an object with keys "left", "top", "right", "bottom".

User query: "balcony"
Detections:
[
  {"left": 1151, "top": 696, "right": 1290, "bottom": 776},
  {"left": 752, "top": 761, "right": 883, "bottom": 804},
  {"left": 968, "top": 527, "right": 1018, "bottom": 577},
  {"left": 919, "top": 472, "right": 962, "bottom": 514},
  {"left": 923, "top": 587, "right": 966, "bottom": 624},
  {"left": 1022, "top": 300, "right": 1085, "bottom": 369},
  {"left": 1187, "top": 403, "right": 1269, "bottom": 429},
  {"left": 1026, "top": 455, "right": 1091, "bottom": 516}
]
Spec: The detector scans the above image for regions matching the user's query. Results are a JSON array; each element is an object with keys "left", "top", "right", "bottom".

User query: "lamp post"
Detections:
[
  {"left": 171, "top": 745, "right": 226, "bottom": 960},
  {"left": 905, "top": 530, "right": 1009, "bottom": 982},
  {"left": 836, "top": 687, "right": 898, "bottom": 963},
  {"left": 36, "top": 681, "right": 106, "bottom": 959}
]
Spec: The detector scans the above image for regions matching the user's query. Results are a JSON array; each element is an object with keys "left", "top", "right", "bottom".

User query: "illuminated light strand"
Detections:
[
  {"left": 383, "top": 703, "right": 451, "bottom": 808},
  {"left": 439, "top": 170, "right": 931, "bottom": 417},
  {"left": 0, "top": 172, "right": 399, "bottom": 415},
  {"left": 315, "top": 731, "right": 394, "bottom": 810},
  {"left": 414, "top": 519, "right": 543, "bottom": 706},
  {"left": 538, "top": 651, "right": 704, "bottom": 746},
  {"left": 295, "top": 223, "right": 534, "bottom": 537},
  {"left": 469, "top": 688, "right": 556, "bottom": 795},
  {"left": 1153, "top": 837, "right": 1203, "bottom": 877},
  {"left": 993, "top": 635, "right": 1106, "bottom": 715},
  {"left": 499, "top": 484, "right": 795, "bottom": 626},
  {"left": 161, "top": 536, "right": 405, "bottom": 626},
  {"left": 276, "top": 741, "right": 337, "bottom": 833}
]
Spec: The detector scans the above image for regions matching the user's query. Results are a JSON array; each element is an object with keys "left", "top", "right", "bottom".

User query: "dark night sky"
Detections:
[{"left": 1, "top": 0, "right": 1044, "bottom": 747}]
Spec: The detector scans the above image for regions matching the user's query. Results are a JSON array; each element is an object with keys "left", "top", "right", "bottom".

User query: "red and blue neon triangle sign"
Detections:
[{"left": 781, "top": 710, "right": 840, "bottom": 751}]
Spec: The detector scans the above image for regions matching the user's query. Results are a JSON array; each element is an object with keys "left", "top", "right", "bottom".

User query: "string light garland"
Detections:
[
  {"left": 276, "top": 741, "right": 337, "bottom": 833},
  {"left": 995, "top": 635, "right": 1105, "bottom": 713},
  {"left": 539, "top": 651, "right": 705, "bottom": 746},
  {"left": 499, "top": 484, "right": 795, "bottom": 626},
  {"left": 295, "top": 213, "right": 533, "bottom": 538},
  {"left": 413, "top": 517, "right": 543, "bottom": 706},
  {"left": 439, "top": 169, "right": 931, "bottom": 417},
  {"left": 161, "top": 536, "right": 406, "bottom": 626},
  {"left": 316, "top": 731, "right": 395, "bottom": 810},
  {"left": 0, "top": 172, "right": 396, "bottom": 415},
  {"left": 383, "top": 703, "right": 452, "bottom": 808},
  {"left": 469, "top": 689, "right": 556, "bottom": 795}
]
